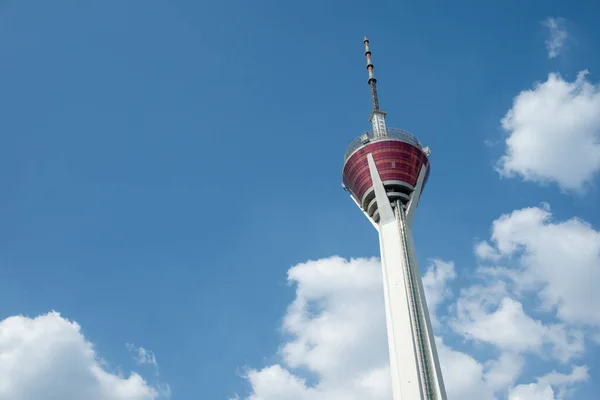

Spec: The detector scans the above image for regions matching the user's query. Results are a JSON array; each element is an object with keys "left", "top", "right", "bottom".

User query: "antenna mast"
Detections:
[
  {"left": 363, "top": 37, "right": 388, "bottom": 139},
  {"left": 364, "top": 36, "right": 380, "bottom": 111}
]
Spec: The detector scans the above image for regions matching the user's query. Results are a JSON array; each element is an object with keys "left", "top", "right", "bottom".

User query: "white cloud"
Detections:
[
  {"left": 127, "top": 344, "right": 158, "bottom": 367},
  {"left": 541, "top": 365, "right": 589, "bottom": 385},
  {"left": 237, "top": 203, "right": 600, "bottom": 398},
  {"left": 543, "top": 17, "right": 568, "bottom": 59},
  {"left": 451, "top": 282, "right": 584, "bottom": 361},
  {"left": 476, "top": 205, "right": 600, "bottom": 327},
  {"left": 279, "top": 256, "right": 388, "bottom": 385},
  {"left": 496, "top": 71, "right": 600, "bottom": 191},
  {"left": 236, "top": 256, "right": 593, "bottom": 400},
  {"left": 484, "top": 352, "right": 524, "bottom": 392},
  {"left": 0, "top": 311, "right": 162, "bottom": 400},
  {"left": 475, "top": 241, "right": 501, "bottom": 261},
  {"left": 509, "top": 365, "right": 589, "bottom": 400},
  {"left": 422, "top": 259, "right": 457, "bottom": 326},
  {"left": 434, "top": 338, "right": 496, "bottom": 400},
  {"left": 454, "top": 291, "right": 542, "bottom": 351},
  {"left": 126, "top": 343, "right": 171, "bottom": 398},
  {"left": 509, "top": 383, "right": 555, "bottom": 400},
  {"left": 237, "top": 256, "right": 489, "bottom": 400}
]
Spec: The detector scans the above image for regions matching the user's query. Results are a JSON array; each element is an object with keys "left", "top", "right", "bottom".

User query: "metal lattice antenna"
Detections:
[
  {"left": 364, "top": 36, "right": 380, "bottom": 112},
  {"left": 364, "top": 36, "right": 387, "bottom": 139}
]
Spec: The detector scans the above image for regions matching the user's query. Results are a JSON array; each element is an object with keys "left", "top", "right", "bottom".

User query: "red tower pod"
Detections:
[{"left": 342, "top": 128, "right": 430, "bottom": 223}]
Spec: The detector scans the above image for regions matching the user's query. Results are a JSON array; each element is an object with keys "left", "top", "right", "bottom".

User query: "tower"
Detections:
[{"left": 341, "top": 37, "right": 447, "bottom": 400}]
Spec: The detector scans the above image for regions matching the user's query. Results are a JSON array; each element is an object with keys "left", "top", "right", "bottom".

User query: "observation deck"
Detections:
[{"left": 342, "top": 127, "right": 430, "bottom": 223}]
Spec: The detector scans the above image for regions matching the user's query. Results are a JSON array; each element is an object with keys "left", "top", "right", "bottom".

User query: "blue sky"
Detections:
[{"left": 1, "top": 1, "right": 599, "bottom": 399}]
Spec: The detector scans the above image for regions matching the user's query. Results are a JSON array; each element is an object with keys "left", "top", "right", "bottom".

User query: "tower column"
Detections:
[
  {"left": 368, "top": 154, "right": 424, "bottom": 399},
  {"left": 342, "top": 36, "right": 447, "bottom": 400},
  {"left": 404, "top": 227, "right": 448, "bottom": 400},
  {"left": 368, "top": 154, "right": 447, "bottom": 400}
]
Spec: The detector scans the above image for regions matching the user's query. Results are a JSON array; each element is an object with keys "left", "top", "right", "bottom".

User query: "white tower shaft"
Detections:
[{"left": 367, "top": 153, "right": 447, "bottom": 400}]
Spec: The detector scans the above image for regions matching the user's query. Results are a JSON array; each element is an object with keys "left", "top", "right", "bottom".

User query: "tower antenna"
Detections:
[
  {"left": 363, "top": 37, "right": 388, "bottom": 139},
  {"left": 364, "top": 36, "right": 380, "bottom": 111}
]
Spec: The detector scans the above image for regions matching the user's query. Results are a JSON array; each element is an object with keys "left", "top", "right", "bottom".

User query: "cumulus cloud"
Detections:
[
  {"left": 236, "top": 200, "right": 600, "bottom": 399},
  {"left": 509, "top": 383, "right": 555, "bottom": 400},
  {"left": 497, "top": 71, "right": 600, "bottom": 192},
  {"left": 235, "top": 253, "right": 595, "bottom": 399},
  {"left": 476, "top": 205, "right": 600, "bottom": 327},
  {"left": 433, "top": 338, "right": 496, "bottom": 400},
  {"left": 422, "top": 259, "right": 457, "bottom": 327},
  {"left": 0, "top": 311, "right": 162, "bottom": 400},
  {"left": 235, "top": 257, "right": 474, "bottom": 400},
  {"left": 451, "top": 278, "right": 584, "bottom": 361},
  {"left": 126, "top": 343, "right": 171, "bottom": 398},
  {"left": 475, "top": 241, "right": 501, "bottom": 262},
  {"left": 509, "top": 365, "right": 589, "bottom": 400},
  {"left": 265, "top": 256, "right": 390, "bottom": 400},
  {"left": 543, "top": 18, "right": 568, "bottom": 59}
]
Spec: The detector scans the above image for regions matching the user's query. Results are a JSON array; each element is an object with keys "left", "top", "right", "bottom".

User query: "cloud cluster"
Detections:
[
  {"left": 497, "top": 71, "right": 600, "bottom": 192},
  {"left": 447, "top": 205, "right": 597, "bottom": 397},
  {"left": 476, "top": 205, "right": 600, "bottom": 327},
  {"left": 237, "top": 201, "right": 598, "bottom": 399},
  {"left": 0, "top": 312, "right": 162, "bottom": 400},
  {"left": 452, "top": 286, "right": 584, "bottom": 361},
  {"left": 509, "top": 366, "right": 589, "bottom": 400},
  {"left": 543, "top": 17, "right": 568, "bottom": 59},
  {"left": 241, "top": 257, "right": 391, "bottom": 400}
]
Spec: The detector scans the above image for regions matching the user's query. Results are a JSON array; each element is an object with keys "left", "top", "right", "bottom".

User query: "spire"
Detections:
[
  {"left": 363, "top": 36, "right": 387, "bottom": 139},
  {"left": 364, "top": 36, "right": 380, "bottom": 112}
]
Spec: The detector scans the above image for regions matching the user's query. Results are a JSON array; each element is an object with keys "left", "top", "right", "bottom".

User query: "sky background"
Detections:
[{"left": 1, "top": 0, "right": 599, "bottom": 399}]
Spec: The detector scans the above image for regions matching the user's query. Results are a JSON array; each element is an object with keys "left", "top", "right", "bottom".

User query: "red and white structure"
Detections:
[{"left": 342, "top": 37, "right": 447, "bottom": 400}]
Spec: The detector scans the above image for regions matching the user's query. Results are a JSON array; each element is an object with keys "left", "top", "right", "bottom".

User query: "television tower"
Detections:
[{"left": 342, "top": 37, "right": 447, "bottom": 400}]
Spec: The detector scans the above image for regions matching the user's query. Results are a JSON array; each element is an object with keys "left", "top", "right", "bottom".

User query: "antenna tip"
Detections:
[{"left": 363, "top": 36, "right": 369, "bottom": 43}]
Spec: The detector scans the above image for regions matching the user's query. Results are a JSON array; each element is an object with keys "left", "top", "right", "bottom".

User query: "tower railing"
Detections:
[{"left": 343, "top": 127, "right": 424, "bottom": 163}]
